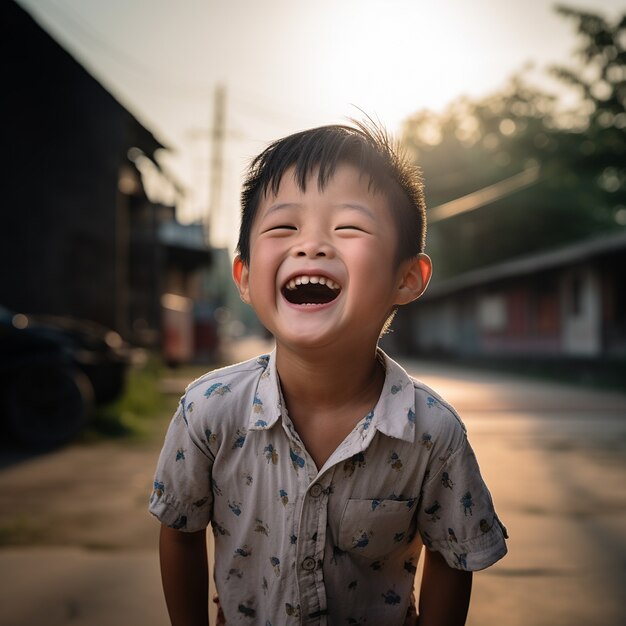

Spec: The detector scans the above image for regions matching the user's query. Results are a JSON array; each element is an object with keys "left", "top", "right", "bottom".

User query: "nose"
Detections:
[
  {"left": 292, "top": 229, "right": 335, "bottom": 258},
  {"left": 295, "top": 246, "right": 330, "bottom": 258}
]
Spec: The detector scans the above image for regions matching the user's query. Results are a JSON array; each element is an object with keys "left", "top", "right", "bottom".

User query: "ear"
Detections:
[
  {"left": 394, "top": 253, "right": 432, "bottom": 305},
  {"left": 232, "top": 255, "right": 251, "bottom": 304}
]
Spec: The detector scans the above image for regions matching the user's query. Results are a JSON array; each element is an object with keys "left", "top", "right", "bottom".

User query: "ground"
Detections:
[{"left": 1, "top": 339, "right": 625, "bottom": 626}]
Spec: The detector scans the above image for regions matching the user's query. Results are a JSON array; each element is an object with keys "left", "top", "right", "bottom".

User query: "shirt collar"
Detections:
[
  {"left": 246, "top": 348, "right": 417, "bottom": 443},
  {"left": 246, "top": 350, "right": 283, "bottom": 431},
  {"left": 371, "top": 349, "right": 417, "bottom": 443}
]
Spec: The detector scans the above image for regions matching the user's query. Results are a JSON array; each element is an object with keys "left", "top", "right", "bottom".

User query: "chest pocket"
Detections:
[{"left": 337, "top": 498, "right": 417, "bottom": 560}]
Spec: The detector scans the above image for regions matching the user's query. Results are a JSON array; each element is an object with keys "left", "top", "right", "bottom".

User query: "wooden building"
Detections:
[{"left": 1, "top": 1, "right": 211, "bottom": 355}]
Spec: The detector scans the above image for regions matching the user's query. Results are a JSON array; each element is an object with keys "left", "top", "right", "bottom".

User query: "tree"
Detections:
[
  {"left": 401, "top": 5, "right": 626, "bottom": 279},
  {"left": 550, "top": 4, "right": 626, "bottom": 216}
]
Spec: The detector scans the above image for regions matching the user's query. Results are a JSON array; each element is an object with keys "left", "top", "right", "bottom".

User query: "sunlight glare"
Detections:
[{"left": 318, "top": 0, "right": 475, "bottom": 130}]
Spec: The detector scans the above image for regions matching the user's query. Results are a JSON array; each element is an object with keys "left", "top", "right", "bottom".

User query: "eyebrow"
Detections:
[
  {"left": 264, "top": 202, "right": 302, "bottom": 215},
  {"left": 264, "top": 202, "right": 375, "bottom": 218},
  {"left": 338, "top": 203, "right": 375, "bottom": 219}
]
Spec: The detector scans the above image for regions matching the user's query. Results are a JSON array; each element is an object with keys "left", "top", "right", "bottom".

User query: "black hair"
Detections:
[{"left": 237, "top": 119, "right": 426, "bottom": 265}]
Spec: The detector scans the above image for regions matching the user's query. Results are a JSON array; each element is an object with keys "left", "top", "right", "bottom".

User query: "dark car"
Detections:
[{"left": 0, "top": 306, "right": 131, "bottom": 449}]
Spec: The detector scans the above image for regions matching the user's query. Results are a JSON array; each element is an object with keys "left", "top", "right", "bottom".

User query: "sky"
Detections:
[{"left": 16, "top": 0, "right": 626, "bottom": 250}]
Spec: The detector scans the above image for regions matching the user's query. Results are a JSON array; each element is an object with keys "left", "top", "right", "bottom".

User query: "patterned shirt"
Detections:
[{"left": 149, "top": 350, "right": 507, "bottom": 625}]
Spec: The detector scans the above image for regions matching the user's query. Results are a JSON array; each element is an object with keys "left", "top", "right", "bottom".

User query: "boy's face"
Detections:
[{"left": 233, "top": 163, "right": 431, "bottom": 352}]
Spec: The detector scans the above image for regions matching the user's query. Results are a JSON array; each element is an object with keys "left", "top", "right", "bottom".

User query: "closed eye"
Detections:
[
  {"left": 265, "top": 225, "right": 297, "bottom": 232},
  {"left": 335, "top": 225, "right": 367, "bottom": 232}
]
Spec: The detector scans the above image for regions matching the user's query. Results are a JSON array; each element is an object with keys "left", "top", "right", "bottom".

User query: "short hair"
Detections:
[{"left": 237, "top": 119, "right": 426, "bottom": 265}]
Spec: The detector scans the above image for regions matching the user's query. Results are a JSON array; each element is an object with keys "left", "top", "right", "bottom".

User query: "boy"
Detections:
[{"left": 150, "top": 121, "right": 508, "bottom": 625}]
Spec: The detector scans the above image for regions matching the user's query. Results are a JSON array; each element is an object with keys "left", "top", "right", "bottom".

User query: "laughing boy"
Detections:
[{"left": 150, "top": 121, "right": 507, "bottom": 625}]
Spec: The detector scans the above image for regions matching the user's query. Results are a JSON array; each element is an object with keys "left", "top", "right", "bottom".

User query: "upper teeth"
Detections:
[{"left": 285, "top": 275, "right": 340, "bottom": 290}]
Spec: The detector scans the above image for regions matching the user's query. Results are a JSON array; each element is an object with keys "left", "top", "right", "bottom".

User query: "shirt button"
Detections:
[
  {"left": 309, "top": 483, "right": 323, "bottom": 498},
  {"left": 301, "top": 556, "right": 316, "bottom": 571}
]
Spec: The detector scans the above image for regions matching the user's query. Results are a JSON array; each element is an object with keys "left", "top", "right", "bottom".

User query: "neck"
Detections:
[{"left": 275, "top": 341, "right": 385, "bottom": 413}]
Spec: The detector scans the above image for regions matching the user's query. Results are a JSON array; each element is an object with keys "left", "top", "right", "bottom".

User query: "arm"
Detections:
[
  {"left": 159, "top": 524, "right": 210, "bottom": 626},
  {"left": 417, "top": 549, "right": 473, "bottom": 626}
]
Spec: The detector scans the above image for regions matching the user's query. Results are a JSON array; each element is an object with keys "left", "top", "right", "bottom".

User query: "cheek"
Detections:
[
  {"left": 351, "top": 242, "right": 395, "bottom": 278},
  {"left": 246, "top": 247, "right": 280, "bottom": 297}
]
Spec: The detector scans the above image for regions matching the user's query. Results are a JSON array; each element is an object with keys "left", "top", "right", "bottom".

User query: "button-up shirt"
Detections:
[{"left": 149, "top": 350, "right": 507, "bottom": 625}]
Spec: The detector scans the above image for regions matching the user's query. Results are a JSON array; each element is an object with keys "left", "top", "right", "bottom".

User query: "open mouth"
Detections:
[{"left": 282, "top": 275, "right": 341, "bottom": 306}]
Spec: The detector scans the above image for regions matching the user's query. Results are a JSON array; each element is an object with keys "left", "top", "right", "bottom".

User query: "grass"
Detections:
[
  {"left": 82, "top": 358, "right": 178, "bottom": 442},
  {"left": 81, "top": 357, "right": 225, "bottom": 443},
  {"left": 0, "top": 517, "right": 46, "bottom": 546}
]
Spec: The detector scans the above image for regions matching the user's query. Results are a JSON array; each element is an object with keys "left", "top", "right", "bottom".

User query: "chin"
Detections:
[{"left": 275, "top": 328, "right": 340, "bottom": 352}]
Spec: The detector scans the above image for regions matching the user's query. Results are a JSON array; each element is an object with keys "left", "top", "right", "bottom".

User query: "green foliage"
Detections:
[
  {"left": 0, "top": 516, "right": 46, "bottom": 547},
  {"left": 84, "top": 359, "right": 175, "bottom": 441},
  {"left": 402, "top": 4, "right": 626, "bottom": 279}
]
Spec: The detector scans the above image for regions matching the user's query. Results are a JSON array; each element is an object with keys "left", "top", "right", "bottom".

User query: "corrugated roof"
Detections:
[{"left": 424, "top": 230, "right": 626, "bottom": 299}]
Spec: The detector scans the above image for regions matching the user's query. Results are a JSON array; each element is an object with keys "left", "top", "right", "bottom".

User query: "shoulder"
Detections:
[
  {"left": 411, "top": 377, "right": 467, "bottom": 452},
  {"left": 182, "top": 353, "right": 271, "bottom": 407},
  {"left": 375, "top": 351, "right": 466, "bottom": 449}
]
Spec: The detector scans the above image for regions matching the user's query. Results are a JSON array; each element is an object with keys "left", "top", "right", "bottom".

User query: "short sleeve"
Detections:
[
  {"left": 417, "top": 435, "right": 508, "bottom": 571},
  {"left": 148, "top": 397, "right": 214, "bottom": 532}
]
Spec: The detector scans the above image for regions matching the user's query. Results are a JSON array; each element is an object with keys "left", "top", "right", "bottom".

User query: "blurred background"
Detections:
[{"left": 0, "top": 1, "right": 625, "bottom": 625}]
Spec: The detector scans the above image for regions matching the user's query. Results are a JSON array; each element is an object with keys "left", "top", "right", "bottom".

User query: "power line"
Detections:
[
  {"left": 428, "top": 165, "right": 542, "bottom": 223},
  {"left": 26, "top": 0, "right": 404, "bottom": 173},
  {"left": 230, "top": 95, "right": 320, "bottom": 130},
  {"left": 26, "top": 0, "right": 211, "bottom": 98}
]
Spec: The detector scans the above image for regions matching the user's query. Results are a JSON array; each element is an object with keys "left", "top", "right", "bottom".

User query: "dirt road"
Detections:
[{"left": 1, "top": 344, "right": 625, "bottom": 626}]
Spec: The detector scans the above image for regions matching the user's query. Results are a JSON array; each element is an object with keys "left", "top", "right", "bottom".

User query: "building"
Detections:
[
  {"left": 1, "top": 1, "right": 212, "bottom": 359},
  {"left": 406, "top": 231, "right": 626, "bottom": 361}
]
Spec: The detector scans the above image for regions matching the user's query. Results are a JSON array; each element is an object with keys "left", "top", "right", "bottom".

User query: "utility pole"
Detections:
[{"left": 208, "top": 83, "right": 226, "bottom": 237}]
